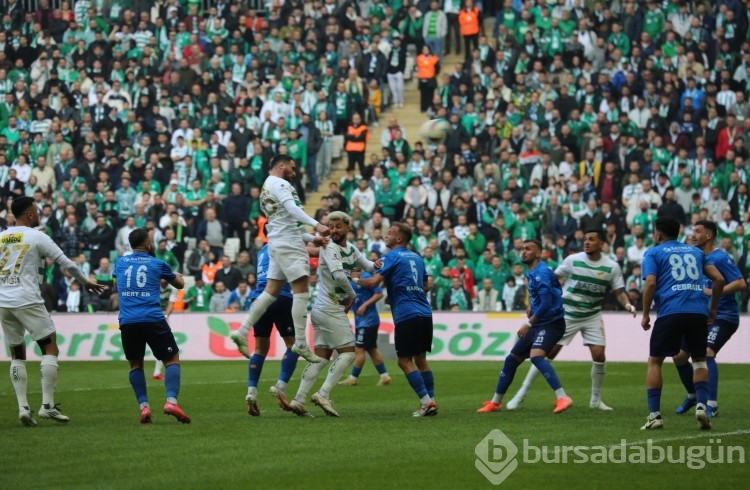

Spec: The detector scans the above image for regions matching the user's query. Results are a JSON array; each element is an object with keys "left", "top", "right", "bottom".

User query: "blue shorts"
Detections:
[
  {"left": 680, "top": 318, "right": 739, "bottom": 356},
  {"left": 511, "top": 318, "right": 566, "bottom": 358},
  {"left": 355, "top": 326, "right": 379, "bottom": 349},
  {"left": 253, "top": 296, "right": 294, "bottom": 338},
  {"left": 651, "top": 313, "right": 707, "bottom": 358},
  {"left": 120, "top": 320, "right": 179, "bottom": 361}
]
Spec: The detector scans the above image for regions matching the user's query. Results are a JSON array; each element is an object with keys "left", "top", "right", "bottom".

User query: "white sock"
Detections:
[
  {"left": 139, "top": 402, "right": 149, "bottom": 410},
  {"left": 320, "top": 352, "right": 355, "bottom": 398},
  {"left": 40, "top": 355, "right": 58, "bottom": 407},
  {"left": 650, "top": 411, "right": 661, "bottom": 419},
  {"left": 241, "top": 292, "right": 277, "bottom": 334},
  {"left": 420, "top": 394, "right": 431, "bottom": 405},
  {"left": 276, "top": 380, "right": 288, "bottom": 390},
  {"left": 10, "top": 359, "right": 28, "bottom": 409},
  {"left": 707, "top": 400, "right": 718, "bottom": 408},
  {"left": 247, "top": 386, "right": 258, "bottom": 396},
  {"left": 292, "top": 293, "right": 310, "bottom": 343},
  {"left": 591, "top": 361, "right": 606, "bottom": 403},
  {"left": 554, "top": 388, "right": 567, "bottom": 399},
  {"left": 516, "top": 364, "right": 541, "bottom": 397},
  {"left": 380, "top": 372, "right": 389, "bottom": 378},
  {"left": 491, "top": 393, "right": 503, "bottom": 404},
  {"left": 687, "top": 393, "right": 696, "bottom": 399},
  {"left": 153, "top": 360, "right": 164, "bottom": 376},
  {"left": 167, "top": 396, "right": 178, "bottom": 404},
  {"left": 294, "top": 359, "right": 328, "bottom": 403}
]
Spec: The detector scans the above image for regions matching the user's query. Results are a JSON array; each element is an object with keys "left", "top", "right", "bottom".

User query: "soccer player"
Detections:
[
  {"left": 289, "top": 212, "right": 378, "bottom": 417},
  {"left": 339, "top": 270, "right": 392, "bottom": 386},
  {"left": 152, "top": 283, "right": 178, "bottom": 380},
  {"left": 230, "top": 154, "right": 330, "bottom": 363},
  {"left": 114, "top": 228, "right": 190, "bottom": 424},
  {"left": 356, "top": 223, "right": 438, "bottom": 417},
  {"left": 1, "top": 197, "right": 106, "bottom": 426},
  {"left": 506, "top": 229, "right": 637, "bottom": 411},
  {"left": 672, "top": 220, "right": 745, "bottom": 418},
  {"left": 640, "top": 217, "right": 724, "bottom": 431},
  {"left": 245, "top": 238, "right": 300, "bottom": 416},
  {"left": 476, "top": 239, "right": 573, "bottom": 414}
]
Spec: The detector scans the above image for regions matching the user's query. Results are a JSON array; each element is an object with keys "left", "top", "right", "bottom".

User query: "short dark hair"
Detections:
[
  {"left": 655, "top": 217, "right": 680, "bottom": 240},
  {"left": 270, "top": 154, "right": 294, "bottom": 168},
  {"left": 11, "top": 196, "right": 35, "bottom": 218},
  {"left": 128, "top": 227, "right": 150, "bottom": 249},
  {"left": 523, "top": 239, "right": 543, "bottom": 250},
  {"left": 695, "top": 219, "right": 717, "bottom": 238},
  {"left": 584, "top": 228, "right": 606, "bottom": 242},
  {"left": 391, "top": 222, "right": 413, "bottom": 243}
]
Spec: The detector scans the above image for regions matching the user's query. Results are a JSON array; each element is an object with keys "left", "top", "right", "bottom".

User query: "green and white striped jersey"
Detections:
[
  {"left": 555, "top": 252, "right": 624, "bottom": 319},
  {"left": 316, "top": 241, "right": 364, "bottom": 310}
]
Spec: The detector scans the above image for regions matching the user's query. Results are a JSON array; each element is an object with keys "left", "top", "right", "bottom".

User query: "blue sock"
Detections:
[
  {"left": 351, "top": 365, "right": 362, "bottom": 378},
  {"left": 647, "top": 387, "right": 662, "bottom": 413},
  {"left": 248, "top": 354, "right": 265, "bottom": 387},
  {"left": 676, "top": 362, "right": 695, "bottom": 395},
  {"left": 707, "top": 357, "right": 718, "bottom": 402},
  {"left": 421, "top": 370, "right": 435, "bottom": 398},
  {"left": 374, "top": 363, "right": 387, "bottom": 375},
  {"left": 279, "top": 349, "right": 297, "bottom": 384},
  {"left": 129, "top": 368, "right": 148, "bottom": 405},
  {"left": 405, "top": 370, "right": 429, "bottom": 399},
  {"left": 694, "top": 380, "right": 709, "bottom": 406},
  {"left": 165, "top": 363, "right": 181, "bottom": 400},
  {"left": 530, "top": 356, "right": 562, "bottom": 391},
  {"left": 495, "top": 355, "right": 521, "bottom": 395}
]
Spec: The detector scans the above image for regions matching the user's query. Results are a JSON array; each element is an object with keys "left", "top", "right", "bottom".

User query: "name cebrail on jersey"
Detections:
[{"left": 671, "top": 284, "right": 702, "bottom": 291}]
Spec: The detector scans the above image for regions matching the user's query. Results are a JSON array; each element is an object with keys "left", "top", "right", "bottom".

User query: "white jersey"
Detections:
[
  {"left": 315, "top": 241, "right": 364, "bottom": 310},
  {"left": 555, "top": 252, "right": 624, "bottom": 320},
  {"left": 260, "top": 175, "right": 306, "bottom": 242},
  {"left": 0, "top": 226, "right": 78, "bottom": 308}
]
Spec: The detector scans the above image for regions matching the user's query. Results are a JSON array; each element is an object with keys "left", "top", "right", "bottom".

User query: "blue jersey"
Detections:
[
  {"left": 114, "top": 252, "right": 176, "bottom": 324},
  {"left": 251, "top": 245, "right": 292, "bottom": 300},
  {"left": 642, "top": 240, "right": 706, "bottom": 317},
  {"left": 377, "top": 247, "right": 432, "bottom": 324},
  {"left": 352, "top": 271, "right": 382, "bottom": 328},
  {"left": 704, "top": 248, "right": 743, "bottom": 324},
  {"left": 527, "top": 261, "right": 564, "bottom": 326}
]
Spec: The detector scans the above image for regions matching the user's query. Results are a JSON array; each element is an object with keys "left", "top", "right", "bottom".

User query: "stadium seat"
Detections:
[{"left": 224, "top": 238, "right": 240, "bottom": 262}]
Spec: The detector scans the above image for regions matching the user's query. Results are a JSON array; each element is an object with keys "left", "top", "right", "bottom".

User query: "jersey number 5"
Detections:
[
  {"left": 409, "top": 260, "right": 419, "bottom": 285},
  {"left": 668, "top": 254, "right": 699, "bottom": 282}
]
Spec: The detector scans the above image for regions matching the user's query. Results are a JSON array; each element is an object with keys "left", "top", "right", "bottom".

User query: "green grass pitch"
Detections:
[{"left": 0, "top": 361, "right": 747, "bottom": 489}]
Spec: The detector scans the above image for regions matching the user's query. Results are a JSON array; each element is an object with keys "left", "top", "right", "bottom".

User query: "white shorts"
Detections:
[
  {"left": 0, "top": 304, "right": 56, "bottom": 346},
  {"left": 267, "top": 238, "right": 310, "bottom": 283},
  {"left": 558, "top": 315, "right": 606, "bottom": 347},
  {"left": 310, "top": 307, "right": 355, "bottom": 349}
]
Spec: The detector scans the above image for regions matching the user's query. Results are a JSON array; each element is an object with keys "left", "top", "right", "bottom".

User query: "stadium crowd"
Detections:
[{"left": 0, "top": 0, "right": 749, "bottom": 315}]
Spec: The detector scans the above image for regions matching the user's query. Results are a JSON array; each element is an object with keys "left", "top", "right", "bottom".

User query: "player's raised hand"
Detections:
[
  {"left": 84, "top": 281, "right": 108, "bottom": 294},
  {"left": 641, "top": 315, "right": 651, "bottom": 331},
  {"left": 315, "top": 223, "right": 330, "bottom": 236}
]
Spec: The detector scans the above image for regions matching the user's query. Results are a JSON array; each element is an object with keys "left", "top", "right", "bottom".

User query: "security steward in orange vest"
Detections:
[
  {"left": 458, "top": 0, "right": 481, "bottom": 63},
  {"left": 345, "top": 112, "right": 369, "bottom": 175},
  {"left": 416, "top": 45, "right": 440, "bottom": 113}
]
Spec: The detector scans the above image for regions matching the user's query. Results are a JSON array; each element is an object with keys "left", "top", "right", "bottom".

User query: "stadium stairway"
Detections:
[{"left": 306, "top": 50, "right": 464, "bottom": 217}]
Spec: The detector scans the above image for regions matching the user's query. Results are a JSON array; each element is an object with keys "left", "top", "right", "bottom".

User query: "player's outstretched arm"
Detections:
[
  {"left": 354, "top": 273, "right": 384, "bottom": 289},
  {"left": 169, "top": 272, "right": 185, "bottom": 290},
  {"left": 282, "top": 200, "right": 329, "bottom": 236},
  {"left": 356, "top": 253, "right": 377, "bottom": 273},
  {"left": 47, "top": 240, "right": 108, "bottom": 293}
]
